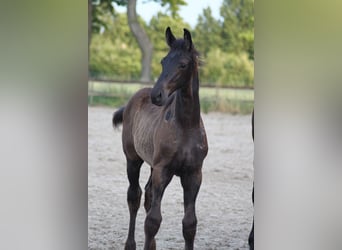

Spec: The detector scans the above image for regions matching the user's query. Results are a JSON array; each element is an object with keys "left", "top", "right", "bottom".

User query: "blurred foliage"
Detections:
[
  {"left": 89, "top": 0, "right": 254, "bottom": 87},
  {"left": 90, "top": 12, "right": 142, "bottom": 80},
  {"left": 91, "top": 0, "right": 124, "bottom": 34},
  {"left": 200, "top": 49, "right": 254, "bottom": 87},
  {"left": 220, "top": 0, "right": 254, "bottom": 59},
  {"left": 91, "top": 0, "right": 186, "bottom": 33},
  {"left": 193, "top": 7, "right": 222, "bottom": 57},
  {"left": 157, "top": 0, "right": 187, "bottom": 17}
]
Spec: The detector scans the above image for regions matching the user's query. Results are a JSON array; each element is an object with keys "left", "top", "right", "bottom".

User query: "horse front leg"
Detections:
[
  {"left": 143, "top": 169, "right": 156, "bottom": 249},
  {"left": 125, "top": 158, "right": 143, "bottom": 250},
  {"left": 144, "top": 167, "right": 173, "bottom": 250},
  {"left": 180, "top": 169, "right": 202, "bottom": 250}
]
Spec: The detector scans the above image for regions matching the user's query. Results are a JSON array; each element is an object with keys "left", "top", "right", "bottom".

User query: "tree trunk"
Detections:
[{"left": 127, "top": 0, "right": 153, "bottom": 82}]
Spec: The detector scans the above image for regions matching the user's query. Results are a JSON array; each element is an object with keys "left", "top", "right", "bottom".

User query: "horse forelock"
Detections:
[{"left": 170, "top": 39, "right": 200, "bottom": 66}]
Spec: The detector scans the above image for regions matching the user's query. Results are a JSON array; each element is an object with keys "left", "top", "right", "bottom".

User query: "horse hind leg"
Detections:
[
  {"left": 125, "top": 158, "right": 144, "bottom": 250},
  {"left": 144, "top": 169, "right": 152, "bottom": 212},
  {"left": 180, "top": 169, "right": 202, "bottom": 250}
]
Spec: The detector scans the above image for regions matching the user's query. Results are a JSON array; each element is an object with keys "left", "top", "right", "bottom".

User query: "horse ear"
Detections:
[
  {"left": 183, "top": 28, "right": 192, "bottom": 51},
  {"left": 165, "top": 27, "right": 176, "bottom": 47}
]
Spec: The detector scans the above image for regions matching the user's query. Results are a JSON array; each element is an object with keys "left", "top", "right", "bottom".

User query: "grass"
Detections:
[{"left": 88, "top": 81, "right": 254, "bottom": 114}]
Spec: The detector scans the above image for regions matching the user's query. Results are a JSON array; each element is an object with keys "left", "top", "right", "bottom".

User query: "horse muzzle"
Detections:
[{"left": 151, "top": 90, "right": 165, "bottom": 106}]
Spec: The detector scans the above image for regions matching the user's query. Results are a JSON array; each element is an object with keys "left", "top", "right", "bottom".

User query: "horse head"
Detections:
[{"left": 151, "top": 27, "right": 198, "bottom": 106}]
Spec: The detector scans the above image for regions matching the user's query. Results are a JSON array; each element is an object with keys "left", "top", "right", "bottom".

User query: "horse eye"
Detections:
[{"left": 179, "top": 63, "right": 187, "bottom": 69}]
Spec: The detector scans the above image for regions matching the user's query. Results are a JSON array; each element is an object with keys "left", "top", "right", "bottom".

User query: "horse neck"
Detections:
[{"left": 175, "top": 67, "right": 201, "bottom": 129}]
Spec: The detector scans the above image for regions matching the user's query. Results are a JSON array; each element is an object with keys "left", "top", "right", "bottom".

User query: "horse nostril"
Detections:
[
  {"left": 154, "top": 93, "right": 161, "bottom": 104},
  {"left": 152, "top": 91, "right": 163, "bottom": 106}
]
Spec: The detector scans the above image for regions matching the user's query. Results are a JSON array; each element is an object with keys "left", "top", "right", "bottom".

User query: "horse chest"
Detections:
[
  {"left": 181, "top": 140, "right": 206, "bottom": 163},
  {"left": 173, "top": 130, "right": 208, "bottom": 170}
]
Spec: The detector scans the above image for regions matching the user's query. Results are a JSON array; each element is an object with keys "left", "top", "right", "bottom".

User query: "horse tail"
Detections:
[{"left": 113, "top": 106, "right": 125, "bottom": 128}]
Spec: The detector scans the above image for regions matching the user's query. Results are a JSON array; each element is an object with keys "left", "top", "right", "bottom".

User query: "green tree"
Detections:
[
  {"left": 220, "top": 0, "right": 254, "bottom": 59},
  {"left": 194, "top": 7, "right": 222, "bottom": 57},
  {"left": 90, "top": 0, "right": 186, "bottom": 82},
  {"left": 200, "top": 49, "right": 254, "bottom": 87},
  {"left": 89, "top": 0, "right": 254, "bottom": 88},
  {"left": 89, "top": 0, "right": 126, "bottom": 42},
  {"left": 90, "top": 12, "right": 142, "bottom": 80}
]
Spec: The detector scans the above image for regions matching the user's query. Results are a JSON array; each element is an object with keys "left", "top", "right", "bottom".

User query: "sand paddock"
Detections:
[{"left": 88, "top": 106, "right": 254, "bottom": 249}]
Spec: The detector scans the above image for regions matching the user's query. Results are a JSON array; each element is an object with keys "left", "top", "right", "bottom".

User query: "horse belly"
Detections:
[{"left": 132, "top": 121, "right": 154, "bottom": 166}]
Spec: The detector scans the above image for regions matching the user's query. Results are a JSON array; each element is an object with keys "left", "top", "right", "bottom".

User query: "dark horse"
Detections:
[
  {"left": 113, "top": 27, "right": 208, "bottom": 250},
  {"left": 248, "top": 109, "right": 254, "bottom": 250}
]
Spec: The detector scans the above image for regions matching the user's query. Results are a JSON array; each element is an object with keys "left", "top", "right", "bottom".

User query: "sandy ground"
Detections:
[{"left": 88, "top": 106, "right": 254, "bottom": 250}]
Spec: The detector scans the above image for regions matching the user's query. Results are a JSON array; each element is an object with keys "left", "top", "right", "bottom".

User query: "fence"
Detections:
[{"left": 88, "top": 79, "right": 254, "bottom": 114}]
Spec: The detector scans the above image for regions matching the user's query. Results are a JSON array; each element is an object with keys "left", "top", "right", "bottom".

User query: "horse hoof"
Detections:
[
  {"left": 248, "top": 241, "right": 254, "bottom": 250},
  {"left": 125, "top": 240, "right": 136, "bottom": 250},
  {"left": 150, "top": 239, "right": 156, "bottom": 250}
]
